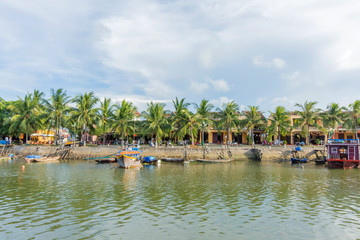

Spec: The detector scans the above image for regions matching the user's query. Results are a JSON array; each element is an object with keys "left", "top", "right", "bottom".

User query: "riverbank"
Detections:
[{"left": 7, "top": 144, "right": 326, "bottom": 161}]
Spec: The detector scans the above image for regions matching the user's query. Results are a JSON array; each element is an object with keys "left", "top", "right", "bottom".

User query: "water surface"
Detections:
[{"left": 1, "top": 160, "right": 360, "bottom": 239}]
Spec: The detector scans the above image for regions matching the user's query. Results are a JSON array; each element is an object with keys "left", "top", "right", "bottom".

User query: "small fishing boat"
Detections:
[
  {"left": 95, "top": 158, "right": 117, "bottom": 163},
  {"left": 142, "top": 156, "right": 158, "bottom": 164},
  {"left": 25, "top": 155, "right": 60, "bottom": 163},
  {"left": 161, "top": 158, "right": 184, "bottom": 163},
  {"left": 196, "top": 159, "right": 233, "bottom": 163},
  {"left": 116, "top": 153, "right": 142, "bottom": 168},
  {"left": 326, "top": 139, "right": 360, "bottom": 169},
  {"left": 291, "top": 157, "right": 308, "bottom": 164}
]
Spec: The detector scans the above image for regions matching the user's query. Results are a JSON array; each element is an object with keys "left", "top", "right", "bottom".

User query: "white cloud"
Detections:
[
  {"left": 282, "top": 71, "right": 300, "bottom": 81},
  {"left": 207, "top": 78, "right": 230, "bottom": 92},
  {"left": 189, "top": 81, "right": 210, "bottom": 93},
  {"left": 253, "top": 55, "right": 286, "bottom": 69},
  {"left": 209, "top": 96, "right": 234, "bottom": 108}
]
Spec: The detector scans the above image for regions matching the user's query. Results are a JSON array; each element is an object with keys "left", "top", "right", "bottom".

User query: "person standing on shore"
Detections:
[{"left": 5, "top": 136, "right": 8, "bottom": 145}]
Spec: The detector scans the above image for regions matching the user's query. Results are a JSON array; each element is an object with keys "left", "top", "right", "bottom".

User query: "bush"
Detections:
[
  {"left": 315, "top": 139, "right": 320, "bottom": 145},
  {"left": 283, "top": 140, "right": 287, "bottom": 145}
]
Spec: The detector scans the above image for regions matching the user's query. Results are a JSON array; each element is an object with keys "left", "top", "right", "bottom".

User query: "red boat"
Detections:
[{"left": 326, "top": 139, "right": 360, "bottom": 169}]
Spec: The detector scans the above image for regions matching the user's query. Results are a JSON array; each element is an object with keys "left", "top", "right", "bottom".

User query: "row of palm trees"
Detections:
[{"left": 0, "top": 89, "right": 360, "bottom": 146}]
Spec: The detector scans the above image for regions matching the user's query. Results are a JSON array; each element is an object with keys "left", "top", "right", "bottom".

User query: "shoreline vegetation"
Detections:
[{"left": 0, "top": 88, "right": 359, "bottom": 150}]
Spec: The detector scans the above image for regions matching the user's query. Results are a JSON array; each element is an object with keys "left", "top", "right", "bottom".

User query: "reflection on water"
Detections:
[{"left": 1, "top": 160, "right": 360, "bottom": 239}]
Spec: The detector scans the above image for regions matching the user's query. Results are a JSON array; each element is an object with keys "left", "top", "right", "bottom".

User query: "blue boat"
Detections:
[
  {"left": 142, "top": 156, "right": 158, "bottom": 164},
  {"left": 291, "top": 157, "right": 308, "bottom": 164}
]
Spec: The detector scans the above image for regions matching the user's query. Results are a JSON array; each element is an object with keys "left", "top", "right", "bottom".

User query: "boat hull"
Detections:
[
  {"left": 291, "top": 157, "right": 308, "bottom": 164},
  {"left": 25, "top": 156, "right": 60, "bottom": 163},
  {"left": 161, "top": 158, "right": 184, "bottom": 163},
  {"left": 327, "top": 159, "right": 359, "bottom": 169},
  {"left": 117, "top": 155, "right": 142, "bottom": 168},
  {"left": 196, "top": 159, "right": 233, "bottom": 163}
]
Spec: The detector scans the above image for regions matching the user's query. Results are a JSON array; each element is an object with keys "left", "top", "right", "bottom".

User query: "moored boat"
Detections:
[
  {"left": 142, "top": 156, "right": 158, "bottom": 164},
  {"left": 25, "top": 155, "right": 60, "bottom": 163},
  {"left": 161, "top": 158, "right": 184, "bottom": 163},
  {"left": 196, "top": 159, "right": 233, "bottom": 163},
  {"left": 116, "top": 153, "right": 142, "bottom": 168},
  {"left": 326, "top": 139, "right": 360, "bottom": 169},
  {"left": 291, "top": 157, "right": 308, "bottom": 164}
]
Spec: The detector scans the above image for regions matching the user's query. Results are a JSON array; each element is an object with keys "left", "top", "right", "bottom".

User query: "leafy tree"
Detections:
[
  {"left": 111, "top": 100, "right": 136, "bottom": 147},
  {"left": 142, "top": 102, "right": 168, "bottom": 147},
  {"left": 321, "top": 103, "right": 346, "bottom": 139},
  {"left": 194, "top": 99, "right": 214, "bottom": 146},
  {"left": 269, "top": 106, "right": 291, "bottom": 142},
  {"left": 294, "top": 101, "right": 323, "bottom": 145},
  {"left": 171, "top": 97, "right": 190, "bottom": 142},
  {"left": 70, "top": 92, "right": 99, "bottom": 146},
  {"left": 347, "top": 100, "right": 360, "bottom": 139},
  {"left": 8, "top": 93, "right": 44, "bottom": 144},
  {"left": 96, "top": 98, "right": 115, "bottom": 145},
  {"left": 217, "top": 101, "right": 240, "bottom": 144},
  {"left": 241, "top": 106, "right": 265, "bottom": 146},
  {"left": 43, "top": 88, "right": 71, "bottom": 145},
  {"left": 178, "top": 109, "right": 201, "bottom": 145}
]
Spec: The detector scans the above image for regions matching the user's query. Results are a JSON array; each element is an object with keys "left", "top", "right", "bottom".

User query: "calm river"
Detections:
[{"left": 1, "top": 160, "right": 360, "bottom": 239}]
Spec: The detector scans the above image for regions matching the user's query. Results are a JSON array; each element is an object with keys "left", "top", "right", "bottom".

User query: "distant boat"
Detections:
[
  {"left": 85, "top": 155, "right": 116, "bottom": 163},
  {"left": 291, "top": 157, "right": 308, "bottom": 164},
  {"left": 161, "top": 158, "right": 184, "bottom": 163},
  {"left": 25, "top": 155, "right": 60, "bottom": 163},
  {"left": 116, "top": 153, "right": 142, "bottom": 168},
  {"left": 196, "top": 159, "right": 233, "bottom": 163}
]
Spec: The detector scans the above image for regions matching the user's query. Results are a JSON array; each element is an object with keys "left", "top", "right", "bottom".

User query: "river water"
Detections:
[{"left": 1, "top": 160, "right": 360, "bottom": 239}]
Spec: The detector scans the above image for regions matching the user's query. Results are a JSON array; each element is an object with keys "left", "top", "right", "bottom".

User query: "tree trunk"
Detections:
[
  {"left": 191, "top": 126, "right": 194, "bottom": 145},
  {"left": 201, "top": 129, "right": 204, "bottom": 146},
  {"left": 227, "top": 126, "right": 230, "bottom": 145},
  {"left": 278, "top": 125, "right": 280, "bottom": 142},
  {"left": 103, "top": 123, "right": 106, "bottom": 145},
  {"left": 355, "top": 117, "right": 358, "bottom": 140},
  {"left": 155, "top": 135, "right": 158, "bottom": 148},
  {"left": 252, "top": 129, "right": 255, "bottom": 146},
  {"left": 84, "top": 123, "right": 87, "bottom": 147},
  {"left": 121, "top": 132, "right": 124, "bottom": 148},
  {"left": 307, "top": 124, "right": 310, "bottom": 145}
]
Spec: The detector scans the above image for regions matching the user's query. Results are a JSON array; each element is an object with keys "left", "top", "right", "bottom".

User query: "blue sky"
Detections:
[{"left": 1, "top": 0, "right": 360, "bottom": 112}]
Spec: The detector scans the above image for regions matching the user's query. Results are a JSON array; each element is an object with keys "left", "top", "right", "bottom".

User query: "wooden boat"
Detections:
[
  {"left": 196, "top": 159, "right": 233, "bottom": 163},
  {"left": 326, "top": 139, "right": 360, "bottom": 169},
  {"left": 315, "top": 157, "right": 326, "bottom": 165},
  {"left": 0, "top": 156, "right": 12, "bottom": 161},
  {"left": 161, "top": 158, "right": 184, "bottom": 163},
  {"left": 95, "top": 158, "right": 117, "bottom": 163},
  {"left": 25, "top": 155, "right": 60, "bottom": 163},
  {"left": 291, "top": 157, "right": 308, "bottom": 164},
  {"left": 116, "top": 154, "right": 142, "bottom": 168}
]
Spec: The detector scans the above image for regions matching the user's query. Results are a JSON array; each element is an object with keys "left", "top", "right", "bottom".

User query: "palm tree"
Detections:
[
  {"left": 96, "top": 98, "right": 115, "bottom": 145},
  {"left": 178, "top": 109, "right": 201, "bottom": 145},
  {"left": 217, "top": 101, "right": 240, "bottom": 145},
  {"left": 294, "top": 101, "right": 323, "bottom": 145},
  {"left": 269, "top": 106, "right": 291, "bottom": 142},
  {"left": 171, "top": 97, "right": 190, "bottom": 142},
  {"left": 347, "top": 100, "right": 360, "bottom": 140},
  {"left": 194, "top": 99, "right": 214, "bottom": 146},
  {"left": 8, "top": 93, "right": 43, "bottom": 144},
  {"left": 241, "top": 105, "right": 265, "bottom": 146},
  {"left": 70, "top": 92, "right": 99, "bottom": 146},
  {"left": 142, "top": 102, "right": 168, "bottom": 148},
  {"left": 43, "top": 88, "right": 71, "bottom": 145},
  {"left": 111, "top": 100, "right": 136, "bottom": 147},
  {"left": 321, "top": 103, "right": 346, "bottom": 139}
]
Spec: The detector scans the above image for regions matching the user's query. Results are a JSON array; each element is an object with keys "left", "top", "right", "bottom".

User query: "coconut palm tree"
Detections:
[
  {"left": 217, "top": 101, "right": 240, "bottom": 145},
  {"left": 43, "top": 88, "right": 71, "bottom": 145},
  {"left": 8, "top": 93, "right": 44, "bottom": 144},
  {"left": 178, "top": 109, "right": 201, "bottom": 145},
  {"left": 294, "top": 101, "right": 323, "bottom": 145},
  {"left": 241, "top": 105, "right": 265, "bottom": 146},
  {"left": 171, "top": 97, "right": 190, "bottom": 142},
  {"left": 269, "top": 106, "right": 291, "bottom": 142},
  {"left": 111, "top": 100, "right": 136, "bottom": 147},
  {"left": 321, "top": 103, "right": 346, "bottom": 139},
  {"left": 347, "top": 100, "right": 360, "bottom": 140},
  {"left": 194, "top": 99, "right": 214, "bottom": 146},
  {"left": 96, "top": 98, "right": 115, "bottom": 145},
  {"left": 70, "top": 92, "right": 99, "bottom": 146},
  {"left": 142, "top": 102, "right": 168, "bottom": 148}
]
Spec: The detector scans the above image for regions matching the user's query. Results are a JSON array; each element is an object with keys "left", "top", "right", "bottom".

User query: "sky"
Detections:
[{"left": 0, "top": 0, "right": 360, "bottom": 112}]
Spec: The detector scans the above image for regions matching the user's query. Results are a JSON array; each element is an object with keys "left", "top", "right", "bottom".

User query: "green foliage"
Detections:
[{"left": 217, "top": 101, "right": 240, "bottom": 144}]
